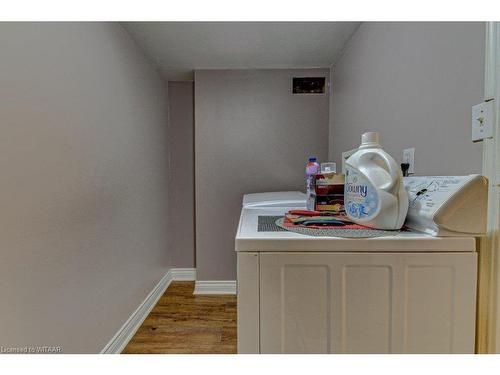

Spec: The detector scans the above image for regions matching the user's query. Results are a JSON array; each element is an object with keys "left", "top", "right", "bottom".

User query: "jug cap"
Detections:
[{"left": 360, "top": 132, "right": 380, "bottom": 148}]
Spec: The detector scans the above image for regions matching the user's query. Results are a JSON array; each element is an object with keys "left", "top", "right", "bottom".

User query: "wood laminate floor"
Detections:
[{"left": 122, "top": 281, "right": 237, "bottom": 354}]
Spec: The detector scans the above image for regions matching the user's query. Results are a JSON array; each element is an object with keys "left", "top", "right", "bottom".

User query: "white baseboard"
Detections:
[
  {"left": 101, "top": 267, "right": 196, "bottom": 354},
  {"left": 170, "top": 268, "right": 196, "bottom": 281},
  {"left": 193, "top": 280, "right": 237, "bottom": 295}
]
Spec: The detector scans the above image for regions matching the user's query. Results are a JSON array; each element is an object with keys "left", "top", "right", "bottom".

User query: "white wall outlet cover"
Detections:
[
  {"left": 472, "top": 101, "right": 494, "bottom": 142},
  {"left": 403, "top": 147, "right": 415, "bottom": 174}
]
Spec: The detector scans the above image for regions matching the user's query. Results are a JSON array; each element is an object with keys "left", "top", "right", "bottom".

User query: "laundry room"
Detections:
[{"left": 1, "top": 4, "right": 500, "bottom": 371}]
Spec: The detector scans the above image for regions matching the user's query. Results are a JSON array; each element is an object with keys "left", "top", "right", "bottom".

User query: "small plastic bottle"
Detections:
[{"left": 306, "top": 157, "right": 320, "bottom": 210}]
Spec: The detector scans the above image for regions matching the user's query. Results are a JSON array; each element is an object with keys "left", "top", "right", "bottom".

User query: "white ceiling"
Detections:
[{"left": 122, "top": 22, "right": 361, "bottom": 80}]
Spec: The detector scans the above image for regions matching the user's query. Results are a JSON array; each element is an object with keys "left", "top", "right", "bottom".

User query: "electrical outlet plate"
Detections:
[
  {"left": 403, "top": 148, "right": 415, "bottom": 174},
  {"left": 472, "top": 100, "right": 494, "bottom": 142}
]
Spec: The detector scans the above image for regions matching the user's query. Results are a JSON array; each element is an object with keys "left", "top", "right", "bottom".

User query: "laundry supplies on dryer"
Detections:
[
  {"left": 305, "top": 157, "right": 320, "bottom": 210},
  {"left": 344, "top": 132, "right": 408, "bottom": 230}
]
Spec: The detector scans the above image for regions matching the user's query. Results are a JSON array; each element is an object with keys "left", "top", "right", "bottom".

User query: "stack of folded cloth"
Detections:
[
  {"left": 314, "top": 172, "right": 345, "bottom": 213},
  {"left": 284, "top": 210, "right": 369, "bottom": 230}
]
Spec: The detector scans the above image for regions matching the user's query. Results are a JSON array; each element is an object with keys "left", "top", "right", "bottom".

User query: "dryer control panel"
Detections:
[{"left": 403, "top": 175, "right": 488, "bottom": 236}]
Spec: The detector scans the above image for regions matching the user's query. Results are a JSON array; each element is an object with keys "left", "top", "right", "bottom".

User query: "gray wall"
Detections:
[
  {"left": 195, "top": 69, "right": 330, "bottom": 280},
  {"left": 330, "top": 22, "right": 485, "bottom": 175},
  {"left": 0, "top": 23, "right": 170, "bottom": 353},
  {"left": 167, "top": 81, "right": 195, "bottom": 268}
]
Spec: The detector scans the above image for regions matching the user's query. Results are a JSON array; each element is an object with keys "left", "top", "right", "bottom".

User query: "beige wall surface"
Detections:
[
  {"left": 0, "top": 23, "right": 171, "bottom": 353},
  {"left": 167, "top": 81, "right": 195, "bottom": 268},
  {"left": 330, "top": 22, "right": 485, "bottom": 175},
  {"left": 195, "top": 69, "right": 330, "bottom": 280}
]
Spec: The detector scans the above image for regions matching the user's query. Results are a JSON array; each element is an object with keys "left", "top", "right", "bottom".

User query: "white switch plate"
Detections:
[
  {"left": 472, "top": 101, "right": 494, "bottom": 142},
  {"left": 403, "top": 148, "right": 415, "bottom": 174}
]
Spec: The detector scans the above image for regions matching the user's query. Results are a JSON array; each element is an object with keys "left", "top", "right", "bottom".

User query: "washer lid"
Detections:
[{"left": 242, "top": 191, "right": 306, "bottom": 208}]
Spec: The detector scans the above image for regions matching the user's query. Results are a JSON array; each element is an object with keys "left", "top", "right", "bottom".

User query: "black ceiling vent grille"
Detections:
[{"left": 292, "top": 77, "right": 326, "bottom": 94}]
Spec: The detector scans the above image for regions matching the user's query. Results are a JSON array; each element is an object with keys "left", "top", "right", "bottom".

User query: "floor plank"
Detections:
[{"left": 122, "top": 281, "right": 237, "bottom": 354}]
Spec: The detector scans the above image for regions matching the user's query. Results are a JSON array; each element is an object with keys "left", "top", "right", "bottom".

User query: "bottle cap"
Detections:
[{"left": 360, "top": 132, "right": 380, "bottom": 148}]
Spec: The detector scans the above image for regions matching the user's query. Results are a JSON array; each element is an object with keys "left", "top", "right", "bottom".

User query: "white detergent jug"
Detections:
[{"left": 344, "top": 132, "right": 408, "bottom": 230}]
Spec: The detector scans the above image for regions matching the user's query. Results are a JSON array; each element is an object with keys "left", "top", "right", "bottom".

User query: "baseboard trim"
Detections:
[
  {"left": 170, "top": 268, "right": 196, "bottom": 281},
  {"left": 101, "top": 267, "right": 196, "bottom": 354},
  {"left": 193, "top": 280, "right": 237, "bottom": 295}
]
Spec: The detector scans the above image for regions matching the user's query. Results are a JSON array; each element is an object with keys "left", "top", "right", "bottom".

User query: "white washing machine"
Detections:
[{"left": 236, "top": 192, "right": 478, "bottom": 354}]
